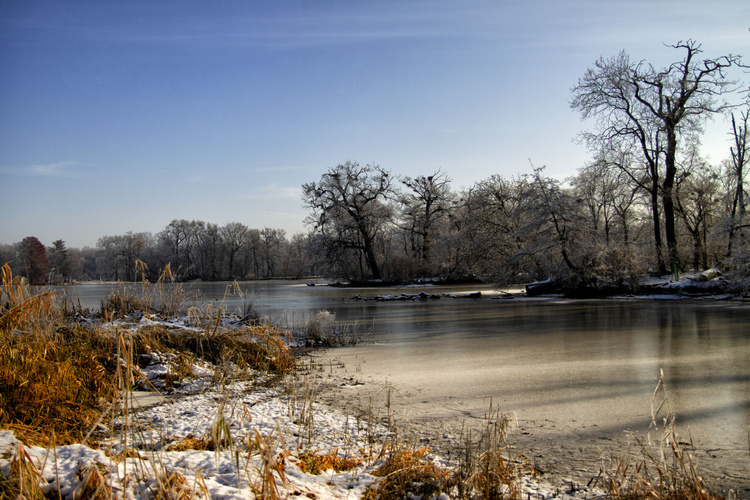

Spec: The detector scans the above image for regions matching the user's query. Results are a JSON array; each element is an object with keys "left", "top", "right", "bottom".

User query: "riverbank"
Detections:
[
  {"left": 1, "top": 266, "right": 600, "bottom": 499},
  {"left": 0, "top": 311, "right": 605, "bottom": 499},
  {"left": 2, "top": 313, "right": 744, "bottom": 499}
]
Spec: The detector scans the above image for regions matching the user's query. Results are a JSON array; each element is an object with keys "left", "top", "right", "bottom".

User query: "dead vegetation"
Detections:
[
  {"left": 0, "top": 263, "right": 295, "bottom": 448},
  {"left": 298, "top": 449, "right": 363, "bottom": 475},
  {"left": 601, "top": 370, "right": 726, "bottom": 500}
]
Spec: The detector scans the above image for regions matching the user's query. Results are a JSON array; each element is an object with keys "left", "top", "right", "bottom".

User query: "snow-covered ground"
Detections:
[{"left": 0, "top": 314, "right": 608, "bottom": 499}]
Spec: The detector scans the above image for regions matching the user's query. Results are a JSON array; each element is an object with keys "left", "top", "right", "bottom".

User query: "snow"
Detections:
[{"left": 0, "top": 314, "right": 606, "bottom": 499}]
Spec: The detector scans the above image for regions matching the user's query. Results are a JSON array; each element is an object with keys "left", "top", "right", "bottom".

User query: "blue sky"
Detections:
[{"left": 1, "top": 1, "right": 748, "bottom": 248}]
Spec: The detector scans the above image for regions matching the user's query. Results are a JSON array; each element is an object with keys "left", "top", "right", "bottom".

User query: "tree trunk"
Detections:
[
  {"left": 663, "top": 129, "right": 680, "bottom": 271},
  {"left": 649, "top": 178, "right": 668, "bottom": 275}
]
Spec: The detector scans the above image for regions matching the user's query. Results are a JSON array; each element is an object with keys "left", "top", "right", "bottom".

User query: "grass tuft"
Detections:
[
  {"left": 0, "top": 442, "right": 46, "bottom": 500},
  {"left": 71, "top": 463, "right": 111, "bottom": 500},
  {"left": 364, "top": 447, "right": 450, "bottom": 500},
  {"left": 602, "top": 370, "right": 724, "bottom": 500},
  {"left": 298, "top": 449, "right": 363, "bottom": 475},
  {"left": 154, "top": 468, "right": 200, "bottom": 500},
  {"left": 0, "top": 263, "right": 56, "bottom": 335}
]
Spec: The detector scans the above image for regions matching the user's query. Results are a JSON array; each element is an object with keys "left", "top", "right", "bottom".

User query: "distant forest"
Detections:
[{"left": 3, "top": 41, "right": 749, "bottom": 292}]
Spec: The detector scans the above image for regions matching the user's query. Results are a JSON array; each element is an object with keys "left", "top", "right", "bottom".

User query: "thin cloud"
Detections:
[
  {"left": 242, "top": 183, "right": 302, "bottom": 201},
  {"left": 0, "top": 161, "right": 77, "bottom": 177}
]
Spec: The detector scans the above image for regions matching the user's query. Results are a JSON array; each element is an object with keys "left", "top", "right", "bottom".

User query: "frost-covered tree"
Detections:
[
  {"left": 302, "top": 161, "right": 393, "bottom": 281},
  {"left": 572, "top": 40, "right": 744, "bottom": 272},
  {"left": 397, "top": 170, "right": 453, "bottom": 277}
]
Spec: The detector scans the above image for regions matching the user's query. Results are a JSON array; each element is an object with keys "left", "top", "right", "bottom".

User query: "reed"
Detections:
[
  {"left": 0, "top": 324, "right": 116, "bottom": 445},
  {"left": 70, "top": 463, "right": 111, "bottom": 500},
  {"left": 154, "top": 469, "right": 200, "bottom": 500},
  {"left": 0, "top": 442, "right": 46, "bottom": 500},
  {"left": 276, "top": 309, "right": 373, "bottom": 347},
  {"left": 602, "top": 370, "right": 724, "bottom": 499},
  {"left": 247, "top": 428, "right": 288, "bottom": 500},
  {"left": 0, "top": 263, "right": 56, "bottom": 335}
]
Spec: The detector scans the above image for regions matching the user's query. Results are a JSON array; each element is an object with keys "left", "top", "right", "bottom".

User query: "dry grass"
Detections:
[
  {"left": 0, "top": 263, "right": 56, "bottom": 335},
  {"left": 602, "top": 371, "right": 724, "bottom": 500},
  {"left": 363, "top": 398, "right": 531, "bottom": 500},
  {"left": 247, "top": 428, "right": 288, "bottom": 500},
  {"left": 363, "top": 447, "right": 451, "bottom": 500},
  {"left": 453, "top": 402, "right": 529, "bottom": 500},
  {"left": 298, "top": 449, "right": 363, "bottom": 474},
  {"left": 154, "top": 468, "right": 206, "bottom": 500},
  {"left": 165, "top": 435, "right": 218, "bottom": 452},
  {"left": 70, "top": 463, "right": 112, "bottom": 500},
  {"left": 0, "top": 324, "right": 116, "bottom": 445},
  {"left": 0, "top": 265, "right": 296, "bottom": 449},
  {"left": 100, "top": 261, "right": 187, "bottom": 319},
  {"left": 0, "top": 442, "right": 47, "bottom": 500}
]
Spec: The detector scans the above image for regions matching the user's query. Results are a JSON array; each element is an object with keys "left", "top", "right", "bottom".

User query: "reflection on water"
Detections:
[{"left": 51, "top": 280, "right": 750, "bottom": 483}]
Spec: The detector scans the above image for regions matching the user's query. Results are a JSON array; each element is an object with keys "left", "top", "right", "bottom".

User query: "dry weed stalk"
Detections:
[
  {"left": 298, "top": 449, "right": 363, "bottom": 475},
  {"left": 284, "top": 374, "right": 316, "bottom": 448},
  {"left": 154, "top": 468, "right": 203, "bottom": 500},
  {"left": 0, "top": 263, "right": 56, "bottom": 335},
  {"left": 70, "top": 463, "right": 111, "bottom": 500},
  {"left": 247, "top": 428, "right": 288, "bottom": 500},
  {"left": 603, "top": 370, "right": 722, "bottom": 499},
  {"left": 454, "top": 400, "right": 527, "bottom": 500},
  {"left": 0, "top": 442, "right": 46, "bottom": 500}
]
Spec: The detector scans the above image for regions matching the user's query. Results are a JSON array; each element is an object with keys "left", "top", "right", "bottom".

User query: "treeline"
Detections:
[
  {"left": 3, "top": 40, "right": 749, "bottom": 290},
  {"left": 4, "top": 142, "right": 747, "bottom": 289},
  {"left": 0, "top": 223, "right": 305, "bottom": 284}
]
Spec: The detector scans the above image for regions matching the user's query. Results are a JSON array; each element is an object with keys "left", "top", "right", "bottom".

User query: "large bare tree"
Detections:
[
  {"left": 398, "top": 170, "right": 453, "bottom": 276},
  {"left": 727, "top": 109, "right": 749, "bottom": 256},
  {"left": 302, "top": 161, "right": 393, "bottom": 281},
  {"left": 572, "top": 40, "right": 743, "bottom": 272}
]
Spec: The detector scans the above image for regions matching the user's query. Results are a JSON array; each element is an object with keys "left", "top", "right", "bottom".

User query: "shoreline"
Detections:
[{"left": 304, "top": 344, "right": 750, "bottom": 498}]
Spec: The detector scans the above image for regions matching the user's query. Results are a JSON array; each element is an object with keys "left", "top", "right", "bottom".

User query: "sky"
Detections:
[{"left": 1, "top": 1, "right": 748, "bottom": 249}]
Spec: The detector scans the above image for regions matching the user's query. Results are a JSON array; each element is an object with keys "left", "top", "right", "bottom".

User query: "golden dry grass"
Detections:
[
  {"left": 0, "top": 442, "right": 47, "bottom": 500},
  {"left": 0, "top": 265, "right": 296, "bottom": 448},
  {"left": 0, "top": 263, "right": 56, "bottom": 335},
  {"left": 298, "top": 449, "right": 363, "bottom": 475},
  {"left": 154, "top": 468, "right": 204, "bottom": 500},
  {"left": 165, "top": 436, "right": 218, "bottom": 452},
  {"left": 363, "top": 447, "right": 451, "bottom": 500},
  {"left": 602, "top": 371, "right": 725, "bottom": 500},
  {"left": 0, "top": 325, "right": 116, "bottom": 445}
]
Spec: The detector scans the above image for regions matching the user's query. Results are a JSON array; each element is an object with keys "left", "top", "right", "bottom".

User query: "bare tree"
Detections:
[
  {"left": 572, "top": 40, "right": 743, "bottom": 272},
  {"left": 674, "top": 143, "right": 723, "bottom": 269},
  {"left": 220, "top": 222, "right": 249, "bottom": 279},
  {"left": 727, "top": 109, "right": 750, "bottom": 256},
  {"left": 398, "top": 170, "right": 453, "bottom": 276},
  {"left": 572, "top": 158, "right": 640, "bottom": 248},
  {"left": 260, "top": 227, "right": 286, "bottom": 277},
  {"left": 302, "top": 161, "right": 393, "bottom": 281}
]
